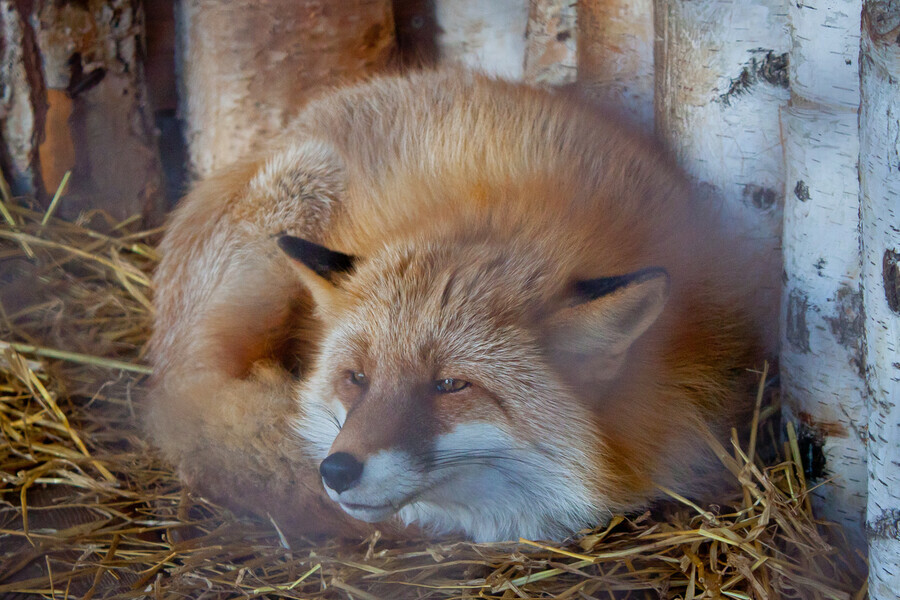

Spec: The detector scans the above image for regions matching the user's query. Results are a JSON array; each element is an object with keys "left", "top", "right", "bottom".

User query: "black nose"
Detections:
[{"left": 319, "top": 452, "right": 364, "bottom": 493}]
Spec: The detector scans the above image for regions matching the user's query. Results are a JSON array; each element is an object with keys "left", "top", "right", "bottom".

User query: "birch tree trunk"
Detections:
[
  {"left": 860, "top": 1, "right": 900, "bottom": 593},
  {"left": 577, "top": 0, "right": 654, "bottom": 130},
  {"left": 523, "top": 0, "right": 577, "bottom": 87},
  {"left": 0, "top": 0, "right": 45, "bottom": 199},
  {"left": 177, "top": 0, "right": 396, "bottom": 178},
  {"left": 780, "top": 0, "right": 867, "bottom": 548},
  {"left": 1, "top": 0, "right": 165, "bottom": 224},
  {"left": 432, "top": 0, "right": 529, "bottom": 79},
  {"left": 654, "top": 0, "right": 789, "bottom": 248}
]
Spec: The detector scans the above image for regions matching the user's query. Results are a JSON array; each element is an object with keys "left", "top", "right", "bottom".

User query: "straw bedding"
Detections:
[{"left": 0, "top": 193, "right": 867, "bottom": 599}]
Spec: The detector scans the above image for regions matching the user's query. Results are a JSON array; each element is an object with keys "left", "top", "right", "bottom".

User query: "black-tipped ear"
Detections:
[
  {"left": 547, "top": 267, "right": 670, "bottom": 382},
  {"left": 277, "top": 235, "right": 356, "bottom": 282},
  {"left": 572, "top": 267, "right": 670, "bottom": 304}
]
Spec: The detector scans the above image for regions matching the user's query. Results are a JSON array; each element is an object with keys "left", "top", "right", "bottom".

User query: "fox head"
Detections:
[{"left": 279, "top": 228, "right": 669, "bottom": 542}]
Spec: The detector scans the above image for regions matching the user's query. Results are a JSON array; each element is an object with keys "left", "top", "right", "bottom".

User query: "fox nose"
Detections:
[{"left": 319, "top": 452, "right": 364, "bottom": 493}]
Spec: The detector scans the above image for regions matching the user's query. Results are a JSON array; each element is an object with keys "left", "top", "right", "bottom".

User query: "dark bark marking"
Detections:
[
  {"left": 718, "top": 50, "right": 789, "bottom": 106},
  {"left": 815, "top": 258, "right": 827, "bottom": 276},
  {"left": 786, "top": 289, "right": 811, "bottom": 353},
  {"left": 825, "top": 284, "right": 865, "bottom": 377},
  {"left": 793, "top": 179, "right": 810, "bottom": 202},
  {"left": 883, "top": 249, "right": 900, "bottom": 314},
  {"left": 867, "top": 1, "right": 900, "bottom": 38},
  {"left": 795, "top": 420, "right": 829, "bottom": 481},
  {"left": 798, "top": 410, "right": 848, "bottom": 438},
  {"left": 742, "top": 184, "right": 779, "bottom": 211},
  {"left": 66, "top": 53, "right": 107, "bottom": 97},
  {"left": 868, "top": 508, "right": 900, "bottom": 541}
]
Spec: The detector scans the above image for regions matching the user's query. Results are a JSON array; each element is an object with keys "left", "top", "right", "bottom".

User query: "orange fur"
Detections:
[{"left": 147, "top": 71, "right": 776, "bottom": 540}]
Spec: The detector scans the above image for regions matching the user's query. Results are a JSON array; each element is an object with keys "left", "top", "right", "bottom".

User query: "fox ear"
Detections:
[
  {"left": 277, "top": 235, "right": 356, "bottom": 309},
  {"left": 547, "top": 268, "right": 670, "bottom": 382}
]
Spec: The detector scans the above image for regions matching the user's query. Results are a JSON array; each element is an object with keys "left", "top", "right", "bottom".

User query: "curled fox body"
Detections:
[{"left": 148, "top": 71, "right": 773, "bottom": 542}]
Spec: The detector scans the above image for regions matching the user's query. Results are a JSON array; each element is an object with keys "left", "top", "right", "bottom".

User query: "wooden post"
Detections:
[
  {"left": 654, "top": 0, "right": 789, "bottom": 249},
  {"left": 431, "top": 0, "right": 529, "bottom": 79},
  {"left": 524, "top": 0, "right": 577, "bottom": 87},
  {"left": 860, "top": 1, "right": 900, "bottom": 594},
  {"left": 577, "top": 0, "right": 654, "bottom": 130},
  {"left": 0, "top": 0, "right": 165, "bottom": 224},
  {"left": 0, "top": 0, "right": 46, "bottom": 199},
  {"left": 781, "top": 0, "right": 867, "bottom": 548},
  {"left": 176, "top": 0, "right": 397, "bottom": 178}
]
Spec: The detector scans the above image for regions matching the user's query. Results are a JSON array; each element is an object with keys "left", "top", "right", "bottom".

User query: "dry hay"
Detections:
[{"left": 0, "top": 191, "right": 867, "bottom": 599}]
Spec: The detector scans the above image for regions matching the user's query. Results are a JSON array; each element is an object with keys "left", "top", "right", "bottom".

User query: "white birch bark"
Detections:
[
  {"left": 781, "top": 109, "right": 867, "bottom": 544},
  {"left": 523, "top": 0, "right": 577, "bottom": 87},
  {"left": 577, "top": 0, "right": 654, "bottom": 130},
  {"left": 780, "top": 0, "right": 867, "bottom": 548},
  {"left": 177, "top": 0, "right": 396, "bottom": 178},
  {"left": 860, "top": 1, "right": 900, "bottom": 593},
  {"left": 0, "top": 0, "right": 42, "bottom": 196},
  {"left": 432, "top": 0, "right": 529, "bottom": 79},
  {"left": 654, "top": 0, "right": 790, "bottom": 248}
]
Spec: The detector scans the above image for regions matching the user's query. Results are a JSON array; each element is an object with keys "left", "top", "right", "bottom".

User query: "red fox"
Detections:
[{"left": 147, "top": 70, "right": 774, "bottom": 542}]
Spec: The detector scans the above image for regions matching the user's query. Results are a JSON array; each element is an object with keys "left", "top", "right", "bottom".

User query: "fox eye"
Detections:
[
  {"left": 347, "top": 371, "right": 367, "bottom": 386},
  {"left": 435, "top": 378, "right": 470, "bottom": 393}
]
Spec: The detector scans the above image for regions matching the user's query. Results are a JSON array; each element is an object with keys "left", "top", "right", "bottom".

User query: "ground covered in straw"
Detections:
[{"left": 0, "top": 194, "right": 868, "bottom": 599}]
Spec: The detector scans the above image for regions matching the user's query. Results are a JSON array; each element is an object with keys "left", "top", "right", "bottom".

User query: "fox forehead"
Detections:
[
  {"left": 350, "top": 231, "right": 563, "bottom": 314},
  {"left": 325, "top": 295, "right": 543, "bottom": 383},
  {"left": 325, "top": 241, "right": 556, "bottom": 372}
]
